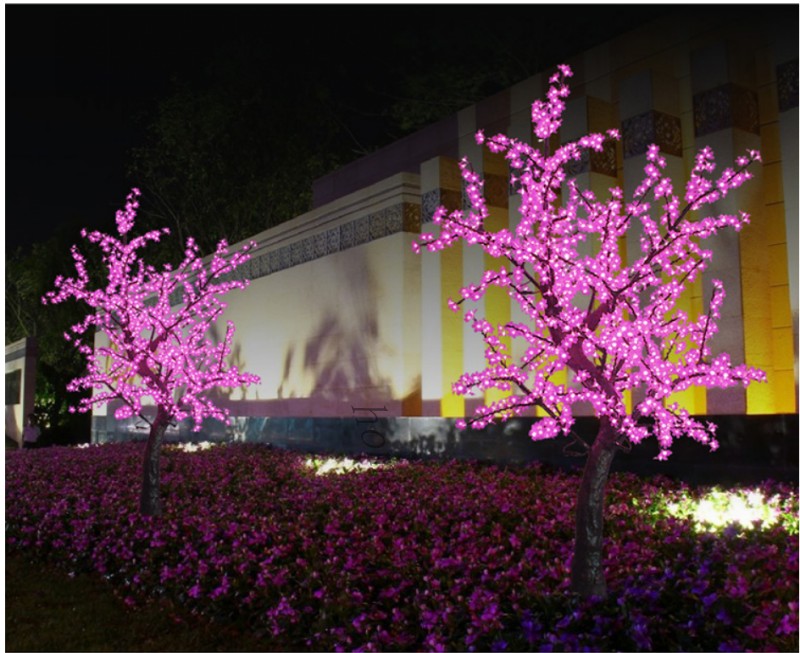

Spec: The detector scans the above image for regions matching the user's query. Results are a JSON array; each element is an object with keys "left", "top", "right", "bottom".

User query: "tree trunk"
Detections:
[
  {"left": 140, "top": 407, "right": 169, "bottom": 517},
  {"left": 570, "top": 416, "right": 618, "bottom": 598}
]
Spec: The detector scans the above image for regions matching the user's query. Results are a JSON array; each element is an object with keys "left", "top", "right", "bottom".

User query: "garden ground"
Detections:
[
  {"left": 5, "top": 552, "right": 273, "bottom": 652},
  {"left": 6, "top": 443, "right": 798, "bottom": 652}
]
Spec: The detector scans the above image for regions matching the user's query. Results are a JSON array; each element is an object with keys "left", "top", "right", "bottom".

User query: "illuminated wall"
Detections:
[
  {"left": 205, "top": 173, "right": 423, "bottom": 419},
  {"left": 405, "top": 12, "right": 797, "bottom": 418},
  {"left": 212, "top": 11, "right": 799, "bottom": 421},
  {"left": 92, "top": 11, "right": 797, "bottom": 441}
]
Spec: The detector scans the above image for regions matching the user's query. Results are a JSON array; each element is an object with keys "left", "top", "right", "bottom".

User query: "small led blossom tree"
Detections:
[
  {"left": 43, "top": 189, "right": 260, "bottom": 516},
  {"left": 414, "top": 65, "right": 765, "bottom": 598}
]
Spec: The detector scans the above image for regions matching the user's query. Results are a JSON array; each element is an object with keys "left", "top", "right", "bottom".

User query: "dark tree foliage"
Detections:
[
  {"left": 127, "top": 7, "right": 673, "bottom": 265},
  {"left": 384, "top": 7, "right": 672, "bottom": 133},
  {"left": 5, "top": 222, "right": 101, "bottom": 443},
  {"left": 127, "top": 41, "right": 351, "bottom": 264}
]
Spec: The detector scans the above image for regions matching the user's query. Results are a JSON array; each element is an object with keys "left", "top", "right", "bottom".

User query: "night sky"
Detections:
[{"left": 5, "top": 3, "right": 673, "bottom": 254}]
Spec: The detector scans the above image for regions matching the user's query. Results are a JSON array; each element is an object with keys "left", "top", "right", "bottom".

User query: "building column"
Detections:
[
  {"left": 458, "top": 104, "right": 486, "bottom": 418},
  {"left": 691, "top": 40, "right": 762, "bottom": 415},
  {"left": 619, "top": 69, "right": 701, "bottom": 413},
  {"left": 420, "top": 156, "right": 463, "bottom": 416},
  {"left": 506, "top": 75, "right": 546, "bottom": 417},
  {"left": 774, "top": 47, "right": 798, "bottom": 410},
  {"left": 560, "top": 92, "right": 620, "bottom": 417}
]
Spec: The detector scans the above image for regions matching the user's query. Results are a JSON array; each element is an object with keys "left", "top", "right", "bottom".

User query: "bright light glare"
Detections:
[
  {"left": 172, "top": 441, "right": 218, "bottom": 453},
  {"left": 305, "top": 456, "right": 391, "bottom": 476},
  {"left": 666, "top": 488, "right": 784, "bottom": 532}
]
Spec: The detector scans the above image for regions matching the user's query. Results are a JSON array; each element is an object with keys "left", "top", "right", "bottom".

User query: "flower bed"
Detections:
[{"left": 6, "top": 442, "right": 798, "bottom": 652}]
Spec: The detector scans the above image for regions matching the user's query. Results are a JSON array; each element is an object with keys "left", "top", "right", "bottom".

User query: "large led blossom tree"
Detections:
[
  {"left": 415, "top": 65, "right": 765, "bottom": 598},
  {"left": 43, "top": 189, "right": 260, "bottom": 516}
]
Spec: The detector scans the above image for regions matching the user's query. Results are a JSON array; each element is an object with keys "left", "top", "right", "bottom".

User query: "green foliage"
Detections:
[{"left": 5, "top": 224, "right": 100, "bottom": 440}]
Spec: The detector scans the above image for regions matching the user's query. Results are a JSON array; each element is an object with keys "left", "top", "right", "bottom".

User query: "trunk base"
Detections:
[
  {"left": 570, "top": 417, "right": 617, "bottom": 599},
  {"left": 140, "top": 409, "right": 169, "bottom": 517}
]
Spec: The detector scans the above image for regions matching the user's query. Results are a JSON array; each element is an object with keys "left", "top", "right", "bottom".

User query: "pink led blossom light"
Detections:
[
  {"left": 43, "top": 191, "right": 261, "bottom": 432},
  {"left": 415, "top": 63, "right": 765, "bottom": 462}
]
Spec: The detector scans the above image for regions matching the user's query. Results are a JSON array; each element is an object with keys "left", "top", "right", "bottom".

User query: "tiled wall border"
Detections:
[
  {"left": 225, "top": 202, "right": 420, "bottom": 283},
  {"left": 168, "top": 174, "right": 421, "bottom": 305},
  {"left": 694, "top": 83, "right": 760, "bottom": 137},
  {"left": 421, "top": 188, "right": 462, "bottom": 223},
  {"left": 622, "top": 110, "right": 682, "bottom": 159}
]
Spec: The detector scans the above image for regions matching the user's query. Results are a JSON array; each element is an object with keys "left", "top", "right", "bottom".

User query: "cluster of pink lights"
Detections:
[
  {"left": 43, "top": 189, "right": 260, "bottom": 430},
  {"left": 415, "top": 64, "right": 765, "bottom": 460}
]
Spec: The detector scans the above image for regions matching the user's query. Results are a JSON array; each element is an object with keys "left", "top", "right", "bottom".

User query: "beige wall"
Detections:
[
  {"left": 92, "top": 11, "right": 797, "bottom": 439},
  {"left": 217, "top": 231, "right": 421, "bottom": 417},
  {"left": 5, "top": 338, "right": 37, "bottom": 447}
]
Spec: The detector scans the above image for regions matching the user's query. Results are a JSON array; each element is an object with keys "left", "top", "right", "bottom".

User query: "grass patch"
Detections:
[{"left": 5, "top": 553, "right": 272, "bottom": 652}]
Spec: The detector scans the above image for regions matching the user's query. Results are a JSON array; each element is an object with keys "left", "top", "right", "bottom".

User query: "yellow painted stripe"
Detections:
[
  {"left": 483, "top": 208, "right": 511, "bottom": 410},
  {"left": 665, "top": 275, "right": 705, "bottom": 415},
  {"left": 441, "top": 240, "right": 465, "bottom": 417}
]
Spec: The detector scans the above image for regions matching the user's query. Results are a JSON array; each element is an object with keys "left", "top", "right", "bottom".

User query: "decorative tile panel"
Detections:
[
  {"left": 266, "top": 251, "right": 278, "bottom": 274},
  {"left": 303, "top": 236, "right": 314, "bottom": 262},
  {"left": 403, "top": 203, "right": 421, "bottom": 232},
  {"left": 561, "top": 139, "right": 616, "bottom": 179},
  {"left": 290, "top": 241, "right": 303, "bottom": 266},
  {"left": 370, "top": 209, "right": 388, "bottom": 240},
  {"left": 423, "top": 187, "right": 475, "bottom": 222},
  {"left": 326, "top": 227, "right": 340, "bottom": 253},
  {"left": 565, "top": 150, "right": 590, "bottom": 177},
  {"left": 484, "top": 173, "right": 509, "bottom": 208},
  {"left": 694, "top": 83, "right": 759, "bottom": 137},
  {"left": 354, "top": 215, "right": 371, "bottom": 245},
  {"left": 385, "top": 204, "right": 404, "bottom": 234},
  {"left": 654, "top": 111, "right": 682, "bottom": 157},
  {"left": 313, "top": 233, "right": 327, "bottom": 258},
  {"left": 441, "top": 189, "right": 461, "bottom": 211},
  {"left": 777, "top": 59, "right": 798, "bottom": 112},
  {"left": 279, "top": 245, "right": 291, "bottom": 270},
  {"left": 340, "top": 221, "right": 355, "bottom": 249},
  {"left": 254, "top": 253, "right": 268, "bottom": 278},
  {"left": 589, "top": 141, "right": 617, "bottom": 177},
  {"left": 622, "top": 110, "right": 682, "bottom": 159},
  {"left": 167, "top": 201, "right": 421, "bottom": 303},
  {"left": 623, "top": 112, "right": 652, "bottom": 158},
  {"left": 421, "top": 189, "right": 441, "bottom": 223},
  {"left": 730, "top": 85, "right": 760, "bottom": 135}
]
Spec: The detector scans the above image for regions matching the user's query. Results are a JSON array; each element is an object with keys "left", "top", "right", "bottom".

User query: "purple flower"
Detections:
[
  {"left": 777, "top": 603, "right": 798, "bottom": 635},
  {"left": 5, "top": 443, "right": 797, "bottom": 652}
]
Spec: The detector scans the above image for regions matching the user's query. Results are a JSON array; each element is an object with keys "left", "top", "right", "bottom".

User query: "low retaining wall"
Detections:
[{"left": 93, "top": 412, "right": 798, "bottom": 485}]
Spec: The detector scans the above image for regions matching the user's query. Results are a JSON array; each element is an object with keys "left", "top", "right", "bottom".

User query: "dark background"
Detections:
[{"left": 5, "top": 3, "right": 674, "bottom": 253}]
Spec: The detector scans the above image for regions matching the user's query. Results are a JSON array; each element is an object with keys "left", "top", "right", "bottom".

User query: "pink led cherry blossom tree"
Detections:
[
  {"left": 43, "top": 189, "right": 260, "bottom": 516},
  {"left": 414, "top": 65, "right": 765, "bottom": 598}
]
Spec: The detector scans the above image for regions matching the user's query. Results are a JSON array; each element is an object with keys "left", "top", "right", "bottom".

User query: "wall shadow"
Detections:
[{"left": 277, "top": 246, "right": 396, "bottom": 405}]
